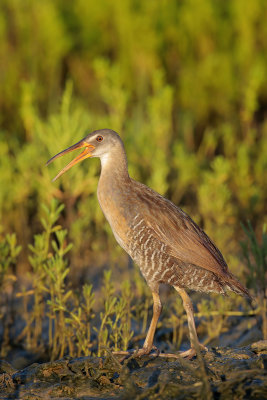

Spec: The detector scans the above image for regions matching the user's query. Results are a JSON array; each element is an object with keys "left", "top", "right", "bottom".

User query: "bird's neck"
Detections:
[
  {"left": 98, "top": 144, "right": 130, "bottom": 196},
  {"left": 97, "top": 144, "right": 132, "bottom": 244}
]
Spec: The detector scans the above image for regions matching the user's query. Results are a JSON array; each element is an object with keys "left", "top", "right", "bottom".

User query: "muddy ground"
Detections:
[{"left": 0, "top": 341, "right": 266, "bottom": 399}]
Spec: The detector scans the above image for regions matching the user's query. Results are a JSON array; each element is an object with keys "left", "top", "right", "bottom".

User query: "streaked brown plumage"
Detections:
[{"left": 47, "top": 129, "right": 250, "bottom": 358}]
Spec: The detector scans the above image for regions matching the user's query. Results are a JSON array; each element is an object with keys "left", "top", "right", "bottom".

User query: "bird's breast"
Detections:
[{"left": 97, "top": 181, "right": 133, "bottom": 252}]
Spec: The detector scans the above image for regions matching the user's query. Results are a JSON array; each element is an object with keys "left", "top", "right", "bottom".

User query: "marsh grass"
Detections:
[
  {"left": 1, "top": 201, "right": 135, "bottom": 359},
  {"left": 240, "top": 221, "right": 267, "bottom": 339},
  {"left": 0, "top": 233, "right": 21, "bottom": 357},
  {"left": 94, "top": 271, "right": 134, "bottom": 356}
]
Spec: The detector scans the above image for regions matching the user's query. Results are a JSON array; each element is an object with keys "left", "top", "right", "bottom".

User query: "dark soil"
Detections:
[{"left": 0, "top": 341, "right": 266, "bottom": 399}]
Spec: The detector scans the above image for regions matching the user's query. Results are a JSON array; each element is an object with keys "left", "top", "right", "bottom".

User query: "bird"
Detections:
[{"left": 47, "top": 129, "right": 251, "bottom": 358}]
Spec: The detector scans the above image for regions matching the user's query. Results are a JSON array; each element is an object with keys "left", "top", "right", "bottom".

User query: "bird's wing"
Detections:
[{"left": 133, "top": 181, "right": 229, "bottom": 278}]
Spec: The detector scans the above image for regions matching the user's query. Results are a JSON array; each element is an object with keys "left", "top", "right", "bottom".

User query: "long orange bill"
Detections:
[{"left": 46, "top": 139, "right": 95, "bottom": 182}]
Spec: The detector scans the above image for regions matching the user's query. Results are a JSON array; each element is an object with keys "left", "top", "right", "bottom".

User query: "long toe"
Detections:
[
  {"left": 179, "top": 344, "right": 208, "bottom": 359},
  {"left": 112, "top": 345, "right": 159, "bottom": 359},
  {"left": 135, "top": 345, "right": 159, "bottom": 358}
]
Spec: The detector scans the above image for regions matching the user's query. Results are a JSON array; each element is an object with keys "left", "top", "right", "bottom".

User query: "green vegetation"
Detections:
[
  {"left": 0, "top": 0, "right": 266, "bottom": 359},
  {"left": 240, "top": 222, "right": 267, "bottom": 339},
  {"left": 0, "top": 203, "right": 265, "bottom": 360}
]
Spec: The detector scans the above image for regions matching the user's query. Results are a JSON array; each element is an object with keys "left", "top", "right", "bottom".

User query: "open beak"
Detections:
[{"left": 46, "top": 138, "right": 95, "bottom": 181}]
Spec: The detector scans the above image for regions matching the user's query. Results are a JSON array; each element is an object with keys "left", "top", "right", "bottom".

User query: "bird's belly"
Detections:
[
  {"left": 100, "top": 206, "right": 177, "bottom": 286},
  {"left": 125, "top": 225, "right": 180, "bottom": 288},
  {"left": 131, "top": 247, "right": 178, "bottom": 288},
  {"left": 98, "top": 200, "right": 225, "bottom": 294}
]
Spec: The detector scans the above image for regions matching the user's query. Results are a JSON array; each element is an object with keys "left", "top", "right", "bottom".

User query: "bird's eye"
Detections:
[{"left": 96, "top": 135, "right": 103, "bottom": 142}]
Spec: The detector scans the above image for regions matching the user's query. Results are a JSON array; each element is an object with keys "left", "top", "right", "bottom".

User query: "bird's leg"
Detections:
[
  {"left": 174, "top": 286, "right": 207, "bottom": 359},
  {"left": 136, "top": 291, "right": 162, "bottom": 356}
]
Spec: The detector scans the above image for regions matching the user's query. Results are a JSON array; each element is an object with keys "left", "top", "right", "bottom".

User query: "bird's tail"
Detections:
[{"left": 225, "top": 273, "right": 252, "bottom": 300}]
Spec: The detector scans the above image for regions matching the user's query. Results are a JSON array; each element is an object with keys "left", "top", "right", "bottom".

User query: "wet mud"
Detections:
[{"left": 0, "top": 341, "right": 266, "bottom": 399}]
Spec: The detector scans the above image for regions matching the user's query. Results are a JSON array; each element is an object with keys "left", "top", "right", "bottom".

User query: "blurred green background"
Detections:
[{"left": 0, "top": 0, "right": 266, "bottom": 276}]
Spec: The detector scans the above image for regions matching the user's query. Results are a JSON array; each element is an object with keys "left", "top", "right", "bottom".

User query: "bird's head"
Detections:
[{"left": 46, "top": 129, "right": 122, "bottom": 181}]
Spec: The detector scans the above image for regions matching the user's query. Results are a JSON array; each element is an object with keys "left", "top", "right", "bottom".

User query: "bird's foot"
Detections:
[
  {"left": 179, "top": 344, "right": 208, "bottom": 359},
  {"left": 112, "top": 347, "right": 209, "bottom": 361},
  {"left": 111, "top": 346, "right": 159, "bottom": 362},
  {"left": 135, "top": 345, "right": 160, "bottom": 358}
]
